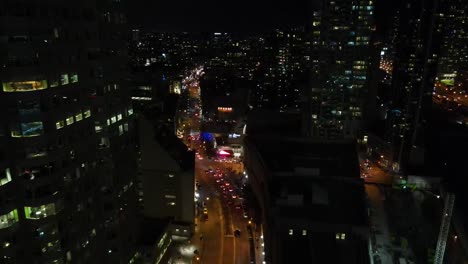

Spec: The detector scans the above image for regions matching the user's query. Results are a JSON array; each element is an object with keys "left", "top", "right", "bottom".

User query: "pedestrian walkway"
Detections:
[
  {"left": 366, "top": 184, "right": 393, "bottom": 264},
  {"left": 249, "top": 226, "right": 264, "bottom": 264}
]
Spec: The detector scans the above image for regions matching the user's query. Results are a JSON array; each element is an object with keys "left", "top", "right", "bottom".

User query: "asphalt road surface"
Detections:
[{"left": 194, "top": 159, "right": 250, "bottom": 264}]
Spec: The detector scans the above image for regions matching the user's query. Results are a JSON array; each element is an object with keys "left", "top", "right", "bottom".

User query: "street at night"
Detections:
[{"left": 1, "top": 1, "right": 467, "bottom": 264}]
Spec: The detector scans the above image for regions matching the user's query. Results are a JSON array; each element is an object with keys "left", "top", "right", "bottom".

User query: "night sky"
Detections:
[
  {"left": 126, "top": 0, "right": 392, "bottom": 33},
  {"left": 126, "top": 0, "right": 312, "bottom": 31}
]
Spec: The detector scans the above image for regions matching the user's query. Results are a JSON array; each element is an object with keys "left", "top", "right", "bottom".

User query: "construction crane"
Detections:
[{"left": 434, "top": 192, "right": 455, "bottom": 264}]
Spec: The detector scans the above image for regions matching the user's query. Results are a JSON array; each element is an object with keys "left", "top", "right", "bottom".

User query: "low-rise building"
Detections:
[
  {"left": 243, "top": 135, "right": 370, "bottom": 264},
  {"left": 131, "top": 218, "right": 172, "bottom": 264},
  {"left": 138, "top": 117, "right": 195, "bottom": 237}
]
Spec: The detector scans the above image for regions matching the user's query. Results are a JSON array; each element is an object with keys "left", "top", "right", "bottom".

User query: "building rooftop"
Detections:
[
  {"left": 271, "top": 175, "right": 368, "bottom": 227},
  {"left": 279, "top": 231, "right": 370, "bottom": 264},
  {"left": 245, "top": 109, "right": 302, "bottom": 137},
  {"left": 153, "top": 124, "right": 194, "bottom": 171},
  {"left": 248, "top": 136, "right": 360, "bottom": 178},
  {"left": 137, "top": 217, "right": 170, "bottom": 246},
  {"left": 245, "top": 135, "right": 367, "bottom": 226},
  {"left": 139, "top": 116, "right": 194, "bottom": 171}
]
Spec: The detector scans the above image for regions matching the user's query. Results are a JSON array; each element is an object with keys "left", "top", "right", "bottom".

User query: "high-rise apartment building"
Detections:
[
  {"left": 307, "top": 0, "right": 374, "bottom": 139},
  {"left": 436, "top": 0, "right": 467, "bottom": 91},
  {"left": 0, "top": 1, "right": 137, "bottom": 263},
  {"left": 252, "top": 28, "right": 308, "bottom": 111},
  {"left": 379, "top": 0, "right": 443, "bottom": 172}
]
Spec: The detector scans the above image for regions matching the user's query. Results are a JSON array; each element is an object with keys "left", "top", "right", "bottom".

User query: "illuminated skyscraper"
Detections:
[
  {"left": 252, "top": 28, "right": 308, "bottom": 111},
  {"left": 0, "top": 1, "right": 137, "bottom": 263},
  {"left": 381, "top": 0, "right": 443, "bottom": 172},
  {"left": 436, "top": 0, "right": 468, "bottom": 91},
  {"left": 306, "top": 0, "right": 375, "bottom": 138}
]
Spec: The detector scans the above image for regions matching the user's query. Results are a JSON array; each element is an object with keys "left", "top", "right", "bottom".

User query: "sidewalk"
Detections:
[
  {"left": 250, "top": 226, "right": 264, "bottom": 264},
  {"left": 366, "top": 184, "right": 393, "bottom": 264}
]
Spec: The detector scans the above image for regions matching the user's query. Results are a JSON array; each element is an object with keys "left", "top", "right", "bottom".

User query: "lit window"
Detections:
[
  {"left": 70, "top": 73, "right": 78, "bottom": 83},
  {"left": 123, "top": 123, "right": 129, "bottom": 132},
  {"left": 336, "top": 233, "right": 346, "bottom": 240},
  {"left": 56, "top": 121, "right": 65, "bottom": 130},
  {"left": 0, "top": 168, "right": 12, "bottom": 186},
  {"left": 50, "top": 78, "right": 59, "bottom": 88},
  {"left": 0, "top": 209, "right": 19, "bottom": 229},
  {"left": 168, "top": 202, "right": 176, "bottom": 206},
  {"left": 289, "top": 229, "right": 293, "bottom": 235},
  {"left": 111, "top": 116, "right": 117, "bottom": 124},
  {"left": 302, "top": 230, "right": 307, "bottom": 236},
  {"left": 95, "top": 125, "right": 103, "bottom": 133},
  {"left": 83, "top": 109, "right": 91, "bottom": 118},
  {"left": 75, "top": 113, "right": 83, "bottom": 122},
  {"left": 53, "top": 28, "right": 59, "bottom": 38},
  {"left": 106, "top": 119, "right": 111, "bottom": 126},
  {"left": 117, "top": 114, "right": 122, "bottom": 121},
  {"left": 24, "top": 203, "right": 60, "bottom": 219},
  {"left": 66, "top": 116, "right": 74, "bottom": 125},
  {"left": 11, "top": 122, "right": 44, "bottom": 137},
  {"left": 3, "top": 80, "right": 48, "bottom": 92},
  {"left": 127, "top": 107, "right": 134, "bottom": 116},
  {"left": 118, "top": 125, "right": 123, "bottom": 135},
  {"left": 60, "top": 74, "right": 69, "bottom": 85}
]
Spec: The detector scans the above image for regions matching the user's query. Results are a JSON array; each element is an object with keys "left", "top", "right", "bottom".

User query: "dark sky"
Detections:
[
  {"left": 126, "top": 0, "right": 392, "bottom": 33},
  {"left": 126, "top": 0, "right": 312, "bottom": 31}
]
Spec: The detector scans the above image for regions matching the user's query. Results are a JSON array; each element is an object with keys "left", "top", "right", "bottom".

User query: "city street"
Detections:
[
  {"left": 176, "top": 66, "right": 251, "bottom": 264},
  {"left": 194, "top": 159, "right": 251, "bottom": 264},
  {"left": 194, "top": 162, "right": 224, "bottom": 264},
  {"left": 359, "top": 155, "right": 394, "bottom": 185},
  {"left": 433, "top": 82, "right": 468, "bottom": 108}
]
